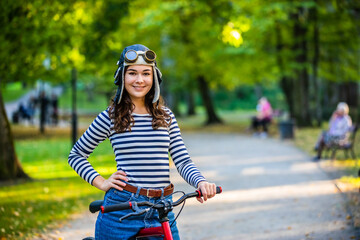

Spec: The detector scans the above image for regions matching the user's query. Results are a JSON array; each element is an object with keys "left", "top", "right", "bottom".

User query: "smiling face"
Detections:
[{"left": 124, "top": 65, "right": 153, "bottom": 103}]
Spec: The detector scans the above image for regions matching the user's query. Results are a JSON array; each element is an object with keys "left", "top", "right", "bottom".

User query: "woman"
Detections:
[
  {"left": 313, "top": 102, "right": 352, "bottom": 161},
  {"left": 251, "top": 97, "right": 273, "bottom": 137},
  {"left": 68, "top": 44, "right": 217, "bottom": 239}
]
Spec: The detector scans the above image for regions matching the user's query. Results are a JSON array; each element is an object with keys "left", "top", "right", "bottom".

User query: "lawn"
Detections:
[
  {"left": 0, "top": 134, "right": 116, "bottom": 239},
  {"left": 2, "top": 82, "right": 30, "bottom": 102},
  {"left": 58, "top": 87, "right": 111, "bottom": 113}
]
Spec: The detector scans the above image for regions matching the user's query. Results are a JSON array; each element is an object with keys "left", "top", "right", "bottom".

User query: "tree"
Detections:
[
  {"left": 116, "top": 0, "right": 236, "bottom": 124},
  {"left": 0, "top": 88, "right": 29, "bottom": 180},
  {"left": 0, "top": 0, "right": 89, "bottom": 180},
  {"left": 0, "top": 1, "right": 50, "bottom": 180},
  {"left": 256, "top": 1, "right": 359, "bottom": 126}
]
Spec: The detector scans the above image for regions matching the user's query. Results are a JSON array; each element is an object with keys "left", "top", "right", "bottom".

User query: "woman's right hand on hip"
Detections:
[{"left": 93, "top": 170, "right": 128, "bottom": 192}]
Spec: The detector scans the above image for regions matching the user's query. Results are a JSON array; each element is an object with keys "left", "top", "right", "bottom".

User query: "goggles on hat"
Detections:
[{"left": 124, "top": 49, "right": 156, "bottom": 63}]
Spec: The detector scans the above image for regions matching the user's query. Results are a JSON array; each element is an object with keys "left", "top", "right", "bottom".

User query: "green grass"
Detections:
[
  {"left": 177, "top": 109, "right": 255, "bottom": 132},
  {"left": 2, "top": 82, "right": 30, "bottom": 102},
  {"left": 0, "top": 135, "right": 116, "bottom": 239},
  {"left": 58, "top": 87, "right": 111, "bottom": 113}
]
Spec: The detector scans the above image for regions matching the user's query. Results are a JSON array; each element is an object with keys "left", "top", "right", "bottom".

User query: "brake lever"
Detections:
[{"left": 119, "top": 202, "right": 149, "bottom": 223}]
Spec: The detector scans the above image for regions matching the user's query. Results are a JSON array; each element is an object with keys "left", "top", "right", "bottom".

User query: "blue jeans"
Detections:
[{"left": 95, "top": 188, "right": 180, "bottom": 240}]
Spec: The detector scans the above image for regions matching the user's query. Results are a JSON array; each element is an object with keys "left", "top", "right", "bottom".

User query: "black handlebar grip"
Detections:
[
  {"left": 89, "top": 200, "right": 104, "bottom": 213},
  {"left": 102, "top": 202, "right": 132, "bottom": 213}
]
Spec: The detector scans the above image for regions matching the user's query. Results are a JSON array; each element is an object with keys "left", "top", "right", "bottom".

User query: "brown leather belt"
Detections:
[{"left": 123, "top": 183, "right": 174, "bottom": 198}]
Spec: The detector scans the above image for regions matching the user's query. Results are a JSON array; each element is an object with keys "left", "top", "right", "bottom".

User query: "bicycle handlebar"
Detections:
[
  {"left": 89, "top": 186, "right": 222, "bottom": 214},
  {"left": 89, "top": 200, "right": 134, "bottom": 214},
  {"left": 172, "top": 186, "right": 222, "bottom": 207}
]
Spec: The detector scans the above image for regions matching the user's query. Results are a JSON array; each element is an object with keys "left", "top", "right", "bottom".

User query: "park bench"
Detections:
[{"left": 324, "top": 123, "right": 358, "bottom": 160}]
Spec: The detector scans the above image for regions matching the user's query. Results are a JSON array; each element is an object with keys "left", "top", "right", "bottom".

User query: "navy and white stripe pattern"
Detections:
[{"left": 68, "top": 108, "right": 206, "bottom": 189}]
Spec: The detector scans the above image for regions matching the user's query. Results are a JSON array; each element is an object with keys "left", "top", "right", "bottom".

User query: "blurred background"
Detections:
[{"left": 0, "top": 0, "right": 359, "bottom": 239}]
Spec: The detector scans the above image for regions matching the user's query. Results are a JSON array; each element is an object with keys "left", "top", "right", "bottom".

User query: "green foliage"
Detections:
[
  {"left": 0, "top": 0, "right": 77, "bottom": 83},
  {"left": 1, "top": 0, "right": 358, "bottom": 119},
  {"left": 316, "top": 1, "right": 359, "bottom": 83}
]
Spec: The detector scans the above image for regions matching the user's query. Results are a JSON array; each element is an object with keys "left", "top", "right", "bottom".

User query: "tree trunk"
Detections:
[
  {"left": 172, "top": 92, "right": 181, "bottom": 117},
  {"left": 0, "top": 89, "right": 29, "bottom": 181},
  {"left": 275, "top": 22, "right": 295, "bottom": 119},
  {"left": 311, "top": 1, "right": 322, "bottom": 126},
  {"left": 197, "top": 75, "right": 222, "bottom": 125},
  {"left": 187, "top": 91, "right": 196, "bottom": 116},
  {"left": 339, "top": 82, "right": 359, "bottom": 121},
  {"left": 291, "top": 7, "right": 312, "bottom": 127},
  {"left": 71, "top": 67, "right": 78, "bottom": 146},
  {"left": 352, "top": 5, "right": 360, "bottom": 123},
  {"left": 279, "top": 77, "right": 295, "bottom": 119}
]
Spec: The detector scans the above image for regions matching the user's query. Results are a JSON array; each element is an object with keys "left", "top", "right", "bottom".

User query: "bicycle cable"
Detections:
[{"left": 169, "top": 191, "right": 186, "bottom": 228}]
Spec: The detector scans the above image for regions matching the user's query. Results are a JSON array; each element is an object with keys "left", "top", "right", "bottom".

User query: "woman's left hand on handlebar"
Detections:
[{"left": 196, "top": 181, "right": 217, "bottom": 203}]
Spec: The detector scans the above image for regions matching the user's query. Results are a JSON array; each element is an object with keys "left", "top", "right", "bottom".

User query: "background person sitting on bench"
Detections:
[
  {"left": 251, "top": 97, "right": 273, "bottom": 138},
  {"left": 313, "top": 102, "right": 352, "bottom": 161}
]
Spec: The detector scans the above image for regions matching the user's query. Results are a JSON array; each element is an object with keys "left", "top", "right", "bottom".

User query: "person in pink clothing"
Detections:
[
  {"left": 313, "top": 102, "right": 352, "bottom": 161},
  {"left": 251, "top": 97, "right": 273, "bottom": 137}
]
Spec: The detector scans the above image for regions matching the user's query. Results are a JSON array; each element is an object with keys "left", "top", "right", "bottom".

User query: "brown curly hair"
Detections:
[{"left": 108, "top": 80, "right": 172, "bottom": 133}]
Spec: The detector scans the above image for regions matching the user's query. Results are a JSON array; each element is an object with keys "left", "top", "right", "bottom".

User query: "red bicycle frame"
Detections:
[{"left": 137, "top": 221, "right": 173, "bottom": 239}]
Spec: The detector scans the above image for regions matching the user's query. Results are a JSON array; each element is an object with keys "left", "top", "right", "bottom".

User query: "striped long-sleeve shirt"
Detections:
[{"left": 68, "top": 108, "right": 206, "bottom": 189}]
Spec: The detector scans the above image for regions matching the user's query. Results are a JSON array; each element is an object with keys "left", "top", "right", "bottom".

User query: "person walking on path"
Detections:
[{"left": 67, "top": 44, "right": 217, "bottom": 239}]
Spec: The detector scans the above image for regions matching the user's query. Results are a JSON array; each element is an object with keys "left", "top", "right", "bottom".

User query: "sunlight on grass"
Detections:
[
  {"left": 331, "top": 159, "right": 360, "bottom": 168},
  {"left": 0, "top": 177, "right": 104, "bottom": 239},
  {"left": 0, "top": 135, "right": 117, "bottom": 239},
  {"left": 339, "top": 176, "right": 360, "bottom": 188}
]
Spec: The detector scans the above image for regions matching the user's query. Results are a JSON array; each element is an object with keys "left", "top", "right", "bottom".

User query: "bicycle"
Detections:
[{"left": 84, "top": 186, "right": 222, "bottom": 240}]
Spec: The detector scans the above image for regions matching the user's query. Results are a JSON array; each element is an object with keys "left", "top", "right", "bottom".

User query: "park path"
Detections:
[{"left": 42, "top": 133, "right": 359, "bottom": 240}]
